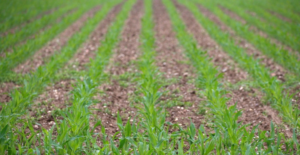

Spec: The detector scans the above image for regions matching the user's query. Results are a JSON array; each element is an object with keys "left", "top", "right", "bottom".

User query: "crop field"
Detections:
[{"left": 1, "top": 0, "right": 300, "bottom": 154}]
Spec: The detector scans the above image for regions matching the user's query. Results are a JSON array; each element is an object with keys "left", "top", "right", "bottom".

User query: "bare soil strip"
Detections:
[
  {"left": 69, "top": 3, "right": 124, "bottom": 71},
  {"left": 174, "top": 2, "right": 292, "bottom": 137},
  {"left": 14, "top": 6, "right": 101, "bottom": 74},
  {"left": 29, "top": 80, "right": 74, "bottom": 130},
  {"left": 154, "top": 0, "right": 206, "bottom": 130},
  {"left": 93, "top": 0, "right": 143, "bottom": 136},
  {"left": 175, "top": 2, "right": 248, "bottom": 84},
  {"left": 219, "top": 6, "right": 300, "bottom": 60},
  {"left": 0, "top": 82, "right": 18, "bottom": 103},
  {"left": 292, "top": 85, "right": 300, "bottom": 109},
  {"left": 198, "top": 5, "right": 288, "bottom": 82},
  {"left": 28, "top": 4, "right": 124, "bottom": 130}
]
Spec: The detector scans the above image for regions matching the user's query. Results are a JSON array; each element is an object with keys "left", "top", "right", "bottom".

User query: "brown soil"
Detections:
[
  {"left": 94, "top": 81, "right": 137, "bottom": 136},
  {"left": 93, "top": 0, "right": 143, "bottom": 136},
  {"left": 290, "top": 84, "right": 300, "bottom": 109},
  {"left": 30, "top": 80, "right": 74, "bottom": 130},
  {"left": 154, "top": 0, "right": 206, "bottom": 130},
  {"left": 197, "top": 4, "right": 288, "bottom": 82},
  {"left": 14, "top": 6, "right": 101, "bottom": 74},
  {"left": 219, "top": 5, "right": 300, "bottom": 60},
  {"left": 28, "top": 3, "right": 125, "bottom": 131},
  {"left": 228, "top": 89, "right": 292, "bottom": 137},
  {"left": 174, "top": 2, "right": 292, "bottom": 137},
  {"left": 69, "top": 3, "right": 124, "bottom": 71},
  {"left": 106, "top": 2, "right": 140, "bottom": 75},
  {"left": 0, "top": 82, "right": 18, "bottom": 103},
  {"left": 174, "top": 1, "right": 248, "bottom": 84}
]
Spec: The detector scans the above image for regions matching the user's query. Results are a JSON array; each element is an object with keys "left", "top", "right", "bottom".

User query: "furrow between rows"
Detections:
[
  {"left": 29, "top": 2, "right": 124, "bottom": 131},
  {"left": 219, "top": 6, "right": 300, "bottom": 61},
  {"left": 92, "top": 0, "right": 143, "bottom": 136},
  {"left": 153, "top": 0, "right": 205, "bottom": 131},
  {"left": 197, "top": 4, "right": 288, "bottom": 82},
  {"left": 14, "top": 6, "right": 101, "bottom": 74},
  {"left": 174, "top": 0, "right": 292, "bottom": 137},
  {"left": 0, "top": 1, "right": 124, "bottom": 151}
]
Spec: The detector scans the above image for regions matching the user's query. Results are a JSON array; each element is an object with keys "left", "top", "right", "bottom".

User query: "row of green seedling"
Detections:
[
  {"left": 182, "top": 0, "right": 300, "bottom": 146},
  {"left": 87, "top": 0, "right": 192, "bottom": 152},
  {"left": 0, "top": 3, "right": 78, "bottom": 52},
  {"left": 73, "top": 0, "right": 297, "bottom": 153},
  {"left": 229, "top": 0, "right": 300, "bottom": 35},
  {"left": 199, "top": 1, "right": 300, "bottom": 79},
  {"left": 236, "top": 0, "right": 300, "bottom": 48},
  {"left": 97, "top": 0, "right": 300, "bottom": 153},
  {"left": 164, "top": 0, "right": 299, "bottom": 153},
  {"left": 40, "top": 0, "right": 135, "bottom": 154},
  {"left": 105, "top": 0, "right": 196, "bottom": 153},
  {"left": 217, "top": 0, "right": 300, "bottom": 53},
  {"left": 42, "top": 0, "right": 197, "bottom": 153},
  {"left": 0, "top": 3, "right": 96, "bottom": 80},
  {"left": 0, "top": 0, "right": 121, "bottom": 153},
  {"left": 236, "top": 0, "right": 300, "bottom": 24},
  {"left": 132, "top": 0, "right": 172, "bottom": 152},
  {"left": 194, "top": 0, "right": 300, "bottom": 129},
  {"left": 0, "top": 0, "right": 55, "bottom": 23},
  {"left": 0, "top": 0, "right": 67, "bottom": 34}
]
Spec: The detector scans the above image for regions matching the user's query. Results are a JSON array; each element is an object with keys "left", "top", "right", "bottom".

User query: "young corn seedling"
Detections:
[
  {"left": 0, "top": 0, "right": 120, "bottom": 153},
  {"left": 0, "top": 5, "right": 94, "bottom": 79},
  {"left": 219, "top": 0, "right": 300, "bottom": 49},
  {"left": 203, "top": 0, "right": 300, "bottom": 78},
  {"left": 190, "top": 0, "right": 300, "bottom": 133},
  {"left": 165, "top": 0, "right": 297, "bottom": 153},
  {"left": 43, "top": 0, "right": 135, "bottom": 153}
]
